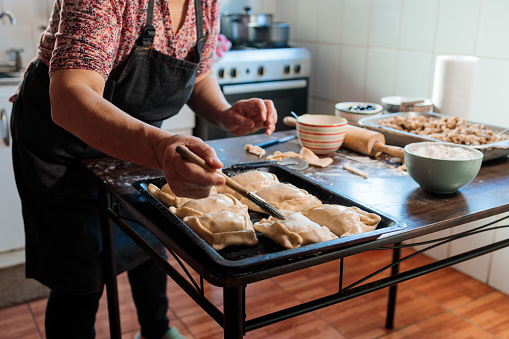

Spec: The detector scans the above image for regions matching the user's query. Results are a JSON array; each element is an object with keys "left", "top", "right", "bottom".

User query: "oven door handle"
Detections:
[{"left": 222, "top": 79, "right": 308, "bottom": 95}]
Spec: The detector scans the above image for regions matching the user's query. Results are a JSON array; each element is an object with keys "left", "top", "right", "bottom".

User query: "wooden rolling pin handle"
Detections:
[
  {"left": 283, "top": 116, "right": 297, "bottom": 127},
  {"left": 373, "top": 142, "right": 405, "bottom": 159},
  {"left": 175, "top": 145, "right": 251, "bottom": 197}
]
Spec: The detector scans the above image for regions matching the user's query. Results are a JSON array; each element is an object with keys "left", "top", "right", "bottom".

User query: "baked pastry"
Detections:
[
  {"left": 253, "top": 211, "right": 338, "bottom": 249},
  {"left": 302, "top": 204, "right": 380, "bottom": 237},
  {"left": 246, "top": 183, "right": 322, "bottom": 213}
]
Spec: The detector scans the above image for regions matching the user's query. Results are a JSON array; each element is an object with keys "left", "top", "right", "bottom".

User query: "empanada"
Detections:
[
  {"left": 245, "top": 183, "right": 322, "bottom": 213},
  {"left": 302, "top": 204, "right": 380, "bottom": 237},
  {"left": 253, "top": 211, "right": 337, "bottom": 249}
]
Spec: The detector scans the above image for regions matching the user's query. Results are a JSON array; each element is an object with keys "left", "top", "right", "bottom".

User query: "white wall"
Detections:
[{"left": 244, "top": 0, "right": 509, "bottom": 129}]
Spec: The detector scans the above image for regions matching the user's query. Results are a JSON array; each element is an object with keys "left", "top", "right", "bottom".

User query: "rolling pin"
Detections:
[{"left": 283, "top": 116, "right": 405, "bottom": 159}]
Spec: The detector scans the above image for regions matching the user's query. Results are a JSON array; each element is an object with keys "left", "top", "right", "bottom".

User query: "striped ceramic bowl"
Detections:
[{"left": 296, "top": 114, "right": 348, "bottom": 155}]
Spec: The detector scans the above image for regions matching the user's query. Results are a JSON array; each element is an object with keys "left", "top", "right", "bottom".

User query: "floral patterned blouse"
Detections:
[{"left": 38, "top": 0, "right": 220, "bottom": 80}]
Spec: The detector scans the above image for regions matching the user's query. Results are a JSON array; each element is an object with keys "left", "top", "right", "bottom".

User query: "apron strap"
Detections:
[{"left": 138, "top": 0, "right": 156, "bottom": 47}]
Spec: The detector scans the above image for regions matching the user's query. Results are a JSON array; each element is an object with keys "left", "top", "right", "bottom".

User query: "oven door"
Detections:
[{"left": 194, "top": 79, "right": 309, "bottom": 140}]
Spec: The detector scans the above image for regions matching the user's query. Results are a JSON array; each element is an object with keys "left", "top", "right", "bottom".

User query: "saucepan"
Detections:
[
  {"left": 247, "top": 22, "right": 290, "bottom": 47},
  {"left": 221, "top": 7, "right": 273, "bottom": 44}
]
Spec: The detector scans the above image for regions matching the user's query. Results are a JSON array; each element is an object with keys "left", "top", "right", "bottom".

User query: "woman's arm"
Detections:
[
  {"left": 188, "top": 71, "right": 277, "bottom": 136},
  {"left": 49, "top": 68, "right": 225, "bottom": 198}
]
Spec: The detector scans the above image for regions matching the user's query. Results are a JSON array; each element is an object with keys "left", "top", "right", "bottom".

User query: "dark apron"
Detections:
[{"left": 10, "top": 0, "right": 208, "bottom": 294}]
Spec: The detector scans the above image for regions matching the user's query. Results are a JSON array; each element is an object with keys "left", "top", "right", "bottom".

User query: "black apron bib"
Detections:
[{"left": 10, "top": 0, "right": 207, "bottom": 293}]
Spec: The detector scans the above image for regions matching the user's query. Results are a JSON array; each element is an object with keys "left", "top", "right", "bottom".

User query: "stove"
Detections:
[{"left": 195, "top": 47, "right": 311, "bottom": 140}]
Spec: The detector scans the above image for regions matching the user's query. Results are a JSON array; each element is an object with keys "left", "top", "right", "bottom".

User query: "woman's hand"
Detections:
[
  {"left": 220, "top": 98, "right": 277, "bottom": 136},
  {"left": 157, "top": 134, "right": 225, "bottom": 198}
]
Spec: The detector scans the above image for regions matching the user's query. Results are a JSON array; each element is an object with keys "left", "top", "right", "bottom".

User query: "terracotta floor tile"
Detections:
[
  {"left": 315, "top": 285, "right": 445, "bottom": 339},
  {"left": 453, "top": 291, "right": 509, "bottom": 338},
  {"left": 0, "top": 303, "right": 41, "bottom": 339},
  {"left": 379, "top": 312, "right": 497, "bottom": 339}
]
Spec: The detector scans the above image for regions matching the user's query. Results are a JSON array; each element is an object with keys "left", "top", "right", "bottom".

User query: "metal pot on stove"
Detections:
[
  {"left": 220, "top": 7, "right": 273, "bottom": 44},
  {"left": 247, "top": 22, "right": 290, "bottom": 47}
]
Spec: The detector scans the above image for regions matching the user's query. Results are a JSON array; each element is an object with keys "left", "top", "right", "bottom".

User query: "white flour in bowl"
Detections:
[{"left": 412, "top": 144, "right": 478, "bottom": 160}]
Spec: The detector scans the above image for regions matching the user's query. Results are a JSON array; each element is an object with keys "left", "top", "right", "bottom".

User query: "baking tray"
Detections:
[
  {"left": 359, "top": 112, "right": 509, "bottom": 161},
  {"left": 133, "top": 164, "right": 406, "bottom": 269}
]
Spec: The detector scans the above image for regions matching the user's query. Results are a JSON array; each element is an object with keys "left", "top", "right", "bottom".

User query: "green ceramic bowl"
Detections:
[{"left": 404, "top": 142, "right": 484, "bottom": 194}]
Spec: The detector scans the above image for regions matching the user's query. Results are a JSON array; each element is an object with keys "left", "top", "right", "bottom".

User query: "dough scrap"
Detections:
[
  {"left": 253, "top": 211, "right": 338, "bottom": 249},
  {"left": 302, "top": 204, "right": 380, "bottom": 237},
  {"left": 266, "top": 147, "right": 333, "bottom": 168},
  {"left": 245, "top": 144, "right": 266, "bottom": 158},
  {"left": 245, "top": 183, "right": 322, "bottom": 213}
]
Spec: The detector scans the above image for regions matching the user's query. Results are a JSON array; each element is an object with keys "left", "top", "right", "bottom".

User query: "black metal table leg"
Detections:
[
  {"left": 223, "top": 286, "right": 245, "bottom": 339},
  {"left": 99, "top": 190, "right": 122, "bottom": 339},
  {"left": 385, "top": 244, "right": 401, "bottom": 329}
]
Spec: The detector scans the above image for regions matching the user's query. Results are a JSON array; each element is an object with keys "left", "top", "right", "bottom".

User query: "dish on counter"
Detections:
[{"left": 359, "top": 112, "right": 509, "bottom": 161}]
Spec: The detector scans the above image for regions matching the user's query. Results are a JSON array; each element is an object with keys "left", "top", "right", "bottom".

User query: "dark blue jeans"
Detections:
[{"left": 45, "top": 257, "right": 170, "bottom": 339}]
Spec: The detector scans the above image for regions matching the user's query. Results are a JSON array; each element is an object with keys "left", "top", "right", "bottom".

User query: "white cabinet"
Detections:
[
  {"left": 0, "top": 84, "right": 25, "bottom": 268},
  {"left": 160, "top": 104, "right": 196, "bottom": 135}
]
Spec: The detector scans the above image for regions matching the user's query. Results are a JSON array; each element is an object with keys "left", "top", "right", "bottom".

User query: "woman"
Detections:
[{"left": 10, "top": 0, "right": 276, "bottom": 338}]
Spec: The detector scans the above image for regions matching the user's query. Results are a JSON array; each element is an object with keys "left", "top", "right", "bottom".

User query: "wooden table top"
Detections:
[{"left": 83, "top": 130, "right": 509, "bottom": 285}]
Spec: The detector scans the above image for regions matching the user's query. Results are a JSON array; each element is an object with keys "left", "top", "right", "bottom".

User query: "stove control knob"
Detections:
[
  {"left": 217, "top": 68, "right": 225, "bottom": 79},
  {"left": 294, "top": 64, "right": 302, "bottom": 74},
  {"left": 257, "top": 66, "right": 265, "bottom": 76},
  {"left": 283, "top": 65, "right": 291, "bottom": 74},
  {"left": 230, "top": 68, "right": 238, "bottom": 78}
]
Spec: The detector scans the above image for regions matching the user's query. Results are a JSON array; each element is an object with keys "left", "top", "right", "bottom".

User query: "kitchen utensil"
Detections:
[
  {"left": 175, "top": 145, "right": 286, "bottom": 219},
  {"left": 221, "top": 7, "right": 273, "bottom": 44},
  {"left": 343, "top": 125, "right": 405, "bottom": 159},
  {"left": 284, "top": 116, "right": 404, "bottom": 159},
  {"left": 255, "top": 134, "right": 296, "bottom": 148},
  {"left": 232, "top": 157, "right": 309, "bottom": 170},
  {"left": 405, "top": 142, "right": 483, "bottom": 194},
  {"left": 296, "top": 114, "right": 348, "bottom": 155},
  {"left": 381, "top": 96, "right": 433, "bottom": 113},
  {"left": 247, "top": 22, "right": 290, "bottom": 47},
  {"left": 334, "top": 102, "right": 384, "bottom": 126}
]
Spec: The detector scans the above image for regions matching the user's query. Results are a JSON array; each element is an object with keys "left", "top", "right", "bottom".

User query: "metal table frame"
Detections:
[
  {"left": 83, "top": 131, "right": 509, "bottom": 339},
  {"left": 97, "top": 187, "right": 509, "bottom": 339}
]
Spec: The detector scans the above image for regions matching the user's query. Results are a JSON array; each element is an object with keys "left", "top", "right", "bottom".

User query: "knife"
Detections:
[
  {"left": 255, "top": 134, "right": 296, "bottom": 148},
  {"left": 175, "top": 145, "right": 286, "bottom": 219}
]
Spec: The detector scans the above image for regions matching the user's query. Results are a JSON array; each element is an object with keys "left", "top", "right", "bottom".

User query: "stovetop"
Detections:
[{"left": 213, "top": 47, "right": 311, "bottom": 85}]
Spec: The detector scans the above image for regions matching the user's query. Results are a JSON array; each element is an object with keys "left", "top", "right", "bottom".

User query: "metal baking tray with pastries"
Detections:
[{"left": 133, "top": 164, "right": 406, "bottom": 270}]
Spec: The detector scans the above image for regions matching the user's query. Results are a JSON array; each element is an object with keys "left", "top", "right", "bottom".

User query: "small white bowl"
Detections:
[
  {"left": 335, "top": 102, "right": 384, "bottom": 126},
  {"left": 296, "top": 114, "right": 348, "bottom": 155},
  {"left": 404, "top": 142, "right": 483, "bottom": 194}
]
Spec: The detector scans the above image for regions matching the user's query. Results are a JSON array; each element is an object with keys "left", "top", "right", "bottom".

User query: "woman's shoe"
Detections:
[{"left": 134, "top": 326, "right": 187, "bottom": 339}]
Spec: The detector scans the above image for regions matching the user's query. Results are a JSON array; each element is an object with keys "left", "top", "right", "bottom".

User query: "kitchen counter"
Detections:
[{"left": 82, "top": 130, "right": 509, "bottom": 338}]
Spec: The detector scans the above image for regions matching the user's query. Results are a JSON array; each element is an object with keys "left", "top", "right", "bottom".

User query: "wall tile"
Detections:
[
  {"left": 399, "top": 0, "right": 439, "bottom": 51},
  {"left": 0, "top": 25, "right": 35, "bottom": 67},
  {"left": 294, "top": 0, "right": 318, "bottom": 42},
  {"left": 316, "top": 0, "right": 343, "bottom": 44},
  {"left": 435, "top": 0, "right": 481, "bottom": 55},
  {"left": 449, "top": 218, "right": 498, "bottom": 283},
  {"left": 488, "top": 213, "right": 509, "bottom": 295},
  {"left": 370, "top": 0, "right": 402, "bottom": 49},
  {"left": 338, "top": 46, "right": 367, "bottom": 102},
  {"left": 394, "top": 51, "right": 434, "bottom": 99},
  {"left": 342, "top": 0, "right": 370, "bottom": 46},
  {"left": 478, "top": 0, "right": 509, "bottom": 58},
  {"left": 469, "top": 58, "right": 509, "bottom": 127},
  {"left": 365, "top": 48, "right": 398, "bottom": 103},
  {"left": 275, "top": 0, "right": 296, "bottom": 25},
  {"left": 312, "top": 43, "right": 340, "bottom": 102},
  {"left": 412, "top": 229, "right": 452, "bottom": 261},
  {"left": 3, "top": 0, "right": 50, "bottom": 26}
]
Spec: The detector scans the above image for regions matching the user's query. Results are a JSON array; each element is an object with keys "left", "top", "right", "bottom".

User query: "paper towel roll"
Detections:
[{"left": 432, "top": 55, "right": 479, "bottom": 118}]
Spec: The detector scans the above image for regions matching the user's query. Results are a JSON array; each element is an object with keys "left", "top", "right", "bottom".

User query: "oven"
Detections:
[{"left": 194, "top": 47, "right": 311, "bottom": 140}]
